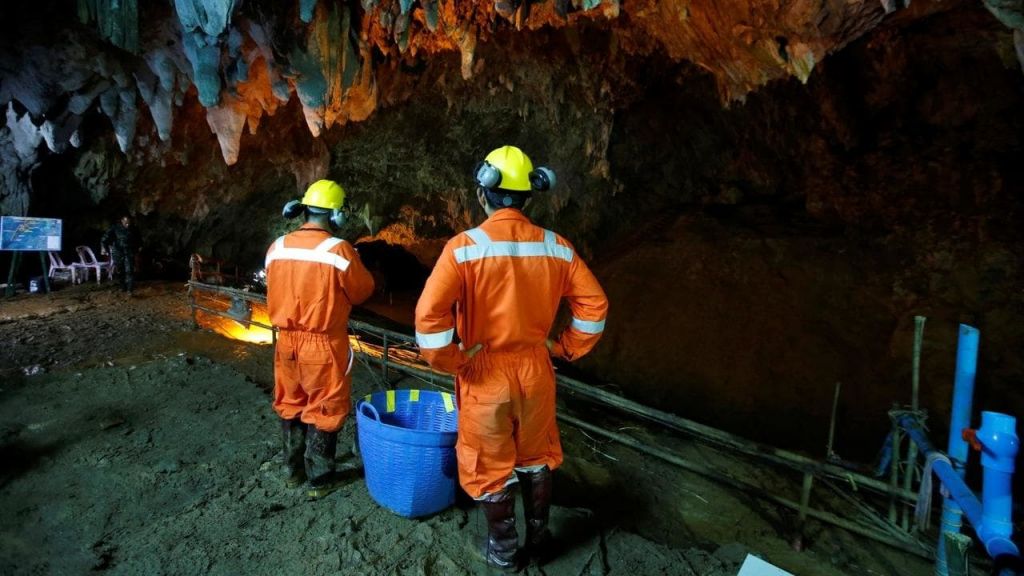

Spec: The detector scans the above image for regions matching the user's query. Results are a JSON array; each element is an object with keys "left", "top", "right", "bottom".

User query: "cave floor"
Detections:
[{"left": 0, "top": 282, "right": 934, "bottom": 575}]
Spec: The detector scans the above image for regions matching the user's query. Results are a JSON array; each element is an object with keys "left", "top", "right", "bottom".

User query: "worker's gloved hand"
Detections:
[{"left": 545, "top": 339, "right": 565, "bottom": 359}]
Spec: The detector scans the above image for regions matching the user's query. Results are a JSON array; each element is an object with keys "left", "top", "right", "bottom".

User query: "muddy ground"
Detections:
[{"left": 0, "top": 282, "right": 934, "bottom": 575}]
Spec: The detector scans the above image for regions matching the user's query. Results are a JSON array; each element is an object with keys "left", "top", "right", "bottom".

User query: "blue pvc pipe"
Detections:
[
  {"left": 978, "top": 412, "right": 1019, "bottom": 557},
  {"left": 948, "top": 325, "right": 980, "bottom": 474},
  {"left": 899, "top": 414, "right": 1021, "bottom": 562},
  {"left": 936, "top": 324, "right": 980, "bottom": 575}
]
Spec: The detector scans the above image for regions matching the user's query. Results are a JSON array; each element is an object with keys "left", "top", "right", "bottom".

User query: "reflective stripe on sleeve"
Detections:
[
  {"left": 415, "top": 328, "right": 455, "bottom": 349},
  {"left": 571, "top": 317, "right": 606, "bottom": 334}
]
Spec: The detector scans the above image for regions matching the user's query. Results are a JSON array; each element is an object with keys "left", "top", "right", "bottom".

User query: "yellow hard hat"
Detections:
[
  {"left": 301, "top": 179, "right": 346, "bottom": 211},
  {"left": 481, "top": 146, "right": 534, "bottom": 192}
]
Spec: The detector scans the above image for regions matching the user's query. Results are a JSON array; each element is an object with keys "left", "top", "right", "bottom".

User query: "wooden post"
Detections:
[
  {"left": 827, "top": 382, "right": 841, "bottom": 459},
  {"left": 902, "top": 316, "right": 927, "bottom": 530},
  {"left": 38, "top": 251, "right": 50, "bottom": 293},
  {"left": 5, "top": 251, "right": 21, "bottom": 297},
  {"left": 187, "top": 284, "right": 198, "bottom": 329},
  {"left": 889, "top": 420, "right": 902, "bottom": 525}
]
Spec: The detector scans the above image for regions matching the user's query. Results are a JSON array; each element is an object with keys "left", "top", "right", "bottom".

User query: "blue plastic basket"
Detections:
[{"left": 356, "top": 389, "right": 459, "bottom": 518}]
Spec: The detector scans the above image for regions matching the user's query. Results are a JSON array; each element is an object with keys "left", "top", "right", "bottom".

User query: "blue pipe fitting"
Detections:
[
  {"left": 977, "top": 412, "right": 1019, "bottom": 557},
  {"left": 899, "top": 413, "right": 1021, "bottom": 564},
  {"left": 978, "top": 412, "right": 1019, "bottom": 474}
]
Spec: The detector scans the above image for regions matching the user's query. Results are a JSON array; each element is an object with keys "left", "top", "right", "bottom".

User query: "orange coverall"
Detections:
[
  {"left": 266, "top": 226, "right": 375, "bottom": 432},
  {"left": 415, "top": 209, "right": 608, "bottom": 498}
]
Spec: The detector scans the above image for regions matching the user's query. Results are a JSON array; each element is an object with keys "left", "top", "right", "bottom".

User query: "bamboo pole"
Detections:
[
  {"left": 889, "top": 420, "right": 902, "bottom": 524},
  {"left": 827, "top": 381, "right": 841, "bottom": 459},
  {"left": 902, "top": 315, "right": 927, "bottom": 530},
  {"left": 558, "top": 413, "right": 932, "bottom": 559},
  {"left": 555, "top": 374, "right": 918, "bottom": 502},
  {"left": 189, "top": 303, "right": 275, "bottom": 331}
]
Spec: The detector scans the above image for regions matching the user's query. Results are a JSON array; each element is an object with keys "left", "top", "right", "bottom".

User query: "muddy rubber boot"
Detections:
[
  {"left": 479, "top": 488, "right": 521, "bottom": 572},
  {"left": 281, "top": 418, "right": 306, "bottom": 488},
  {"left": 305, "top": 427, "right": 343, "bottom": 499},
  {"left": 517, "top": 466, "right": 554, "bottom": 565}
]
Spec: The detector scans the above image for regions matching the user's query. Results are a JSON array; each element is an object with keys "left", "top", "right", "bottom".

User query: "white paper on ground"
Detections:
[{"left": 736, "top": 554, "right": 795, "bottom": 576}]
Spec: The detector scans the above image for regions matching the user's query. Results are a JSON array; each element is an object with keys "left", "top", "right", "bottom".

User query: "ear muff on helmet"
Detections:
[
  {"left": 330, "top": 209, "right": 347, "bottom": 229},
  {"left": 282, "top": 199, "right": 304, "bottom": 219},
  {"left": 474, "top": 161, "right": 503, "bottom": 189},
  {"left": 307, "top": 206, "right": 348, "bottom": 229},
  {"left": 528, "top": 167, "right": 556, "bottom": 192}
]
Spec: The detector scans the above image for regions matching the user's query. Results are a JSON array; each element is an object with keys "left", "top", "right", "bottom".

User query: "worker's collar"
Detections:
[
  {"left": 297, "top": 224, "right": 332, "bottom": 233},
  {"left": 486, "top": 208, "right": 529, "bottom": 223}
]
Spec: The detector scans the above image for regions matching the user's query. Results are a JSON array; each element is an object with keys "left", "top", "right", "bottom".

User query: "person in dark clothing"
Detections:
[{"left": 101, "top": 215, "right": 140, "bottom": 293}]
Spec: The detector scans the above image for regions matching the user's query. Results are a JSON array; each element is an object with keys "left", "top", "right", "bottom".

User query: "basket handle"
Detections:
[{"left": 359, "top": 400, "right": 381, "bottom": 422}]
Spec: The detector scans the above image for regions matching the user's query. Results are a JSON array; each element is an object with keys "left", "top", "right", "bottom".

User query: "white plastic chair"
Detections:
[
  {"left": 75, "top": 246, "right": 115, "bottom": 284},
  {"left": 47, "top": 251, "right": 81, "bottom": 284}
]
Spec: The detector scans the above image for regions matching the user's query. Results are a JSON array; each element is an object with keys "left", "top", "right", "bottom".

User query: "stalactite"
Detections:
[
  {"left": 205, "top": 95, "right": 247, "bottom": 165},
  {"left": 98, "top": 87, "right": 138, "bottom": 153},
  {"left": 39, "top": 112, "right": 83, "bottom": 155},
  {"left": 290, "top": 2, "right": 366, "bottom": 137},
  {"left": 1, "top": 103, "right": 44, "bottom": 215},
  {"left": 77, "top": 0, "right": 139, "bottom": 53},
  {"left": 142, "top": 47, "right": 188, "bottom": 142},
  {"left": 174, "top": 0, "right": 239, "bottom": 107},
  {"left": 300, "top": 0, "right": 318, "bottom": 23}
]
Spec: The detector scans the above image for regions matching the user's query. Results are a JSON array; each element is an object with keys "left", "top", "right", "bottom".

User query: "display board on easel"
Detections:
[
  {"left": 1, "top": 216, "right": 63, "bottom": 296},
  {"left": 1, "top": 216, "right": 62, "bottom": 251}
]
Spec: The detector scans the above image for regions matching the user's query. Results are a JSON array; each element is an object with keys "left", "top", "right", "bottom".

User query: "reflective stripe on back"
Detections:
[
  {"left": 464, "top": 228, "right": 492, "bottom": 246},
  {"left": 265, "top": 235, "right": 351, "bottom": 272},
  {"left": 454, "top": 227, "right": 573, "bottom": 264},
  {"left": 315, "top": 237, "right": 344, "bottom": 252}
]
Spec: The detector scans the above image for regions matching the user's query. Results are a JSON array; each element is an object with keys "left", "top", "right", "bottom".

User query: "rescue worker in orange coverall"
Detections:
[
  {"left": 415, "top": 146, "right": 609, "bottom": 570},
  {"left": 266, "top": 179, "right": 375, "bottom": 499}
]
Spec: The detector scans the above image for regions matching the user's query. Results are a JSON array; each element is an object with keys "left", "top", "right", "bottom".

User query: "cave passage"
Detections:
[{"left": 3, "top": 1, "right": 1024, "bottom": 575}]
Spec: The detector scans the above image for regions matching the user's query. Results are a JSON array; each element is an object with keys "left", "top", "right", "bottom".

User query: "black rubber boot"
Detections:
[
  {"left": 517, "top": 466, "right": 554, "bottom": 565},
  {"left": 281, "top": 418, "right": 307, "bottom": 488},
  {"left": 305, "top": 427, "right": 342, "bottom": 499},
  {"left": 479, "top": 487, "right": 520, "bottom": 572}
]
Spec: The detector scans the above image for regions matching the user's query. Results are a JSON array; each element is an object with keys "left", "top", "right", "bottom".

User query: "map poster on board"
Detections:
[{"left": 0, "top": 216, "right": 63, "bottom": 251}]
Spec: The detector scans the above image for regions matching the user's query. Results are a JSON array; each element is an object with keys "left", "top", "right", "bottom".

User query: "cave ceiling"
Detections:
[{"left": 1, "top": 0, "right": 1023, "bottom": 220}]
